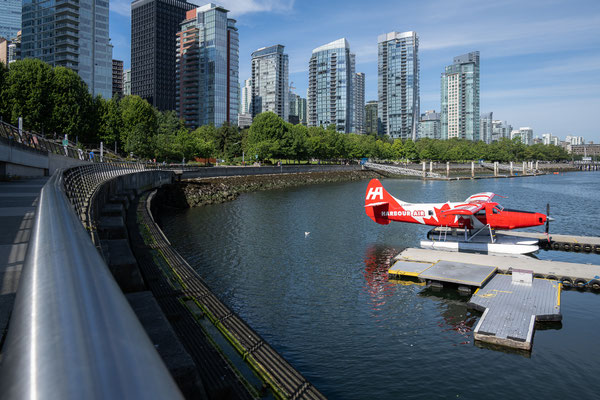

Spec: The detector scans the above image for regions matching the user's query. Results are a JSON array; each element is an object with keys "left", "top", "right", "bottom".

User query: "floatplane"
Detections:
[{"left": 364, "top": 179, "right": 552, "bottom": 255}]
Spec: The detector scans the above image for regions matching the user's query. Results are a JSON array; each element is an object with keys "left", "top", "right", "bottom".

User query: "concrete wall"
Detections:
[
  {"left": 0, "top": 141, "right": 48, "bottom": 177},
  {"left": 89, "top": 170, "right": 174, "bottom": 225},
  {"left": 0, "top": 140, "right": 92, "bottom": 177},
  {"left": 181, "top": 164, "right": 360, "bottom": 179}
]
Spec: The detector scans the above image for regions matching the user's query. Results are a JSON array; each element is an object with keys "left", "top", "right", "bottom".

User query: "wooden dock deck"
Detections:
[
  {"left": 395, "top": 248, "right": 600, "bottom": 289},
  {"left": 468, "top": 274, "right": 561, "bottom": 351}
]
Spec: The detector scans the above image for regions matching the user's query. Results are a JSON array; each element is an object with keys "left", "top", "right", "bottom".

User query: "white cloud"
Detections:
[
  {"left": 215, "top": 0, "right": 294, "bottom": 17},
  {"left": 110, "top": 0, "right": 131, "bottom": 17},
  {"left": 110, "top": 0, "right": 295, "bottom": 18}
]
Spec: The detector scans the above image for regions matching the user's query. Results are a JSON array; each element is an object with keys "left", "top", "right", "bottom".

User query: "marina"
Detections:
[
  {"left": 389, "top": 245, "right": 600, "bottom": 350},
  {"left": 161, "top": 172, "right": 600, "bottom": 399}
]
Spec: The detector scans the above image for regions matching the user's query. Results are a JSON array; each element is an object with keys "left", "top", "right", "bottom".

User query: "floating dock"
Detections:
[
  {"left": 389, "top": 260, "right": 496, "bottom": 293},
  {"left": 469, "top": 274, "right": 561, "bottom": 351},
  {"left": 395, "top": 248, "right": 600, "bottom": 289},
  {"left": 388, "top": 248, "right": 599, "bottom": 351}
]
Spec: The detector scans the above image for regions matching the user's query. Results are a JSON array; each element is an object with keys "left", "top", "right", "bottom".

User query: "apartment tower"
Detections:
[
  {"left": 441, "top": 51, "right": 480, "bottom": 141},
  {"left": 251, "top": 45, "right": 289, "bottom": 121},
  {"left": 175, "top": 3, "right": 239, "bottom": 128},
  {"left": 377, "top": 31, "right": 420, "bottom": 140},
  {"left": 308, "top": 38, "right": 355, "bottom": 133},
  {"left": 21, "top": 0, "right": 112, "bottom": 98}
]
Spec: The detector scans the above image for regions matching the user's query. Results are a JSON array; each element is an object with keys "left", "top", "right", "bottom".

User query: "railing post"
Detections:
[
  {"left": 510, "top": 161, "right": 513, "bottom": 176},
  {"left": 471, "top": 161, "right": 475, "bottom": 178},
  {"left": 446, "top": 161, "right": 450, "bottom": 177},
  {"left": 422, "top": 161, "right": 426, "bottom": 178}
]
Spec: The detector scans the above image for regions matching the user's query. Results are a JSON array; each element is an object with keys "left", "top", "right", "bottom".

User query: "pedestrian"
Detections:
[{"left": 90, "top": 150, "right": 95, "bottom": 162}]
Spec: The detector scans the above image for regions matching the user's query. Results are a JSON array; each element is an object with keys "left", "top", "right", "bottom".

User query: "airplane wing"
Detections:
[
  {"left": 464, "top": 192, "right": 497, "bottom": 204},
  {"left": 441, "top": 203, "right": 485, "bottom": 216}
]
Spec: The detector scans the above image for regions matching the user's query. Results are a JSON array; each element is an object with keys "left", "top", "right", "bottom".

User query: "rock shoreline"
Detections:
[{"left": 155, "top": 170, "right": 383, "bottom": 208}]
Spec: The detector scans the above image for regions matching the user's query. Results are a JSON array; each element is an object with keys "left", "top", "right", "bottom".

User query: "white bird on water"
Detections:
[{"left": 305, "top": 232, "right": 310, "bottom": 237}]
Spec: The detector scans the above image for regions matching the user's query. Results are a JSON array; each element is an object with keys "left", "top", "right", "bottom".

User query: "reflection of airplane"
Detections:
[{"left": 364, "top": 179, "right": 552, "bottom": 254}]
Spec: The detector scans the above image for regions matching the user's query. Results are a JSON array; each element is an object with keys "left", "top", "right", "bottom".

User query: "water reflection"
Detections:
[{"left": 362, "top": 245, "right": 398, "bottom": 313}]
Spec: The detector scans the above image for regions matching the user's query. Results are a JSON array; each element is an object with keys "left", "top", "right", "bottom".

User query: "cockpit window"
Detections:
[{"left": 493, "top": 207, "right": 501, "bottom": 214}]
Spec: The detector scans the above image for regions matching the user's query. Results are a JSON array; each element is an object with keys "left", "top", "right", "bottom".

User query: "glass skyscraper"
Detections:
[
  {"left": 0, "top": 0, "right": 21, "bottom": 42},
  {"left": 240, "top": 78, "right": 252, "bottom": 115},
  {"left": 354, "top": 72, "right": 365, "bottom": 133},
  {"left": 480, "top": 112, "right": 493, "bottom": 144},
  {"left": 251, "top": 45, "right": 289, "bottom": 121},
  {"left": 308, "top": 38, "right": 355, "bottom": 133},
  {"left": 377, "top": 31, "right": 419, "bottom": 140},
  {"left": 441, "top": 51, "right": 480, "bottom": 141},
  {"left": 289, "top": 93, "right": 307, "bottom": 125},
  {"left": 365, "top": 100, "right": 378, "bottom": 134},
  {"left": 175, "top": 4, "right": 239, "bottom": 128},
  {"left": 21, "top": 0, "right": 113, "bottom": 98},
  {"left": 418, "top": 110, "right": 441, "bottom": 139}
]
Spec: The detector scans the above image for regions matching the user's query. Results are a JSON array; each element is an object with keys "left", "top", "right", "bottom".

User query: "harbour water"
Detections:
[{"left": 161, "top": 171, "right": 600, "bottom": 399}]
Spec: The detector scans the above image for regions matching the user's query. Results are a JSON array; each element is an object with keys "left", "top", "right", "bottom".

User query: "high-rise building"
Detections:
[
  {"left": 542, "top": 133, "right": 559, "bottom": 146},
  {"left": 418, "top": 110, "right": 441, "bottom": 139},
  {"left": 441, "top": 51, "right": 480, "bottom": 141},
  {"left": 514, "top": 127, "right": 533, "bottom": 145},
  {"left": 377, "top": 31, "right": 419, "bottom": 140},
  {"left": 123, "top": 69, "right": 131, "bottom": 96},
  {"left": 251, "top": 45, "right": 289, "bottom": 121},
  {"left": 0, "top": 38, "right": 8, "bottom": 66},
  {"left": 112, "top": 59, "right": 124, "bottom": 98},
  {"left": 365, "top": 100, "right": 378, "bottom": 135},
  {"left": 175, "top": 4, "right": 239, "bottom": 129},
  {"left": 7, "top": 31, "right": 21, "bottom": 64},
  {"left": 21, "top": 0, "right": 112, "bottom": 98},
  {"left": 132, "top": 0, "right": 195, "bottom": 111},
  {"left": 240, "top": 78, "right": 252, "bottom": 115},
  {"left": 492, "top": 120, "right": 511, "bottom": 142},
  {"left": 289, "top": 92, "right": 307, "bottom": 125},
  {"left": 480, "top": 112, "right": 493, "bottom": 144},
  {"left": 354, "top": 72, "right": 365, "bottom": 133},
  {"left": 308, "top": 38, "right": 355, "bottom": 133},
  {"left": 0, "top": 0, "right": 21, "bottom": 42}
]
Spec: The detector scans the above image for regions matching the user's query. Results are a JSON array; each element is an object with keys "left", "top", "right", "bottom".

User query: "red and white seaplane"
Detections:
[{"left": 364, "top": 179, "right": 551, "bottom": 254}]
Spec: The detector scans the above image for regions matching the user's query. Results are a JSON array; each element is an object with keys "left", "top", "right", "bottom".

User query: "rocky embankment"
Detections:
[{"left": 155, "top": 169, "right": 383, "bottom": 208}]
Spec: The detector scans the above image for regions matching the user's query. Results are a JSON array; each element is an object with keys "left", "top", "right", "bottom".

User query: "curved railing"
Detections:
[{"left": 0, "top": 165, "right": 183, "bottom": 399}]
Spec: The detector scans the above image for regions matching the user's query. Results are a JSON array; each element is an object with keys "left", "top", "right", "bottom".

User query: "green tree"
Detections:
[
  {"left": 0, "top": 62, "right": 7, "bottom": 120},
  {"left": 246, "top": 112, "right": 287, "bottom": 160},
  {"left": 97, "top": 96, "right": 123, "bottom": 152},
  {"left": 119, "top": 95, "right": 157, "bottom": 158},
  {"left": 50, "top": 66, "right": 94, "bottom": 142},
  {"left": 1, "top": 59, "right": 55, "bottom": 134}
]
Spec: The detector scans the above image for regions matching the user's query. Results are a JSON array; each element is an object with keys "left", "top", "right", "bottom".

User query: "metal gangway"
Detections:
[
  {"left": 480, "top": 161, "right": 526, "bottom": 173},
  {"left": 364, "top": 162, "right": 444, "bottom": 179}
]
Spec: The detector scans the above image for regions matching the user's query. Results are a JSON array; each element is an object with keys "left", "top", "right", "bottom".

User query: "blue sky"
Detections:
[{"left": 109, "top": 0, "right": 600, "bottom": 142}]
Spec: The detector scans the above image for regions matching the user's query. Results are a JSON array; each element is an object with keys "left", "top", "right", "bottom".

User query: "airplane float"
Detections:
[{"left": 364, "top": 179, "right": 552, "bottom": 254}]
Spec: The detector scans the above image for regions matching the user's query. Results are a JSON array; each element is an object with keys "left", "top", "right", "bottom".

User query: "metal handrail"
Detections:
[{"left": 0, "top": 168, "right": 183, "bottom": 399}]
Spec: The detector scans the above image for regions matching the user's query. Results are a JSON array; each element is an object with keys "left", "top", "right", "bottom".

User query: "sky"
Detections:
[{"left": 109, "top": 0, "right": 600, "bottom": 142}]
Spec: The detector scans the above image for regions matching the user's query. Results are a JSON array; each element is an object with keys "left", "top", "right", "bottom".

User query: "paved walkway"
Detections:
[{"left": 0, "top": 177, "right": 48, "bottom": 351}]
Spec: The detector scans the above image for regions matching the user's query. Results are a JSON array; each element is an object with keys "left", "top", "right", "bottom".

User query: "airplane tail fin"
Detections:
[{"left": 364, "top": 179, "right": 399, "bottom": 225}]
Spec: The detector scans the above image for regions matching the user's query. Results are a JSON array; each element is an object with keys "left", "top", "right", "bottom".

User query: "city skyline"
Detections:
[{"left": 105, "top": 0, "right": 600, "bottom": 141}]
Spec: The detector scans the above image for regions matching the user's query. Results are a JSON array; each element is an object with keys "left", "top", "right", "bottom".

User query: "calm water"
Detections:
[{"left": 161, "top": 171, "right": 600, "bottom": 399}]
